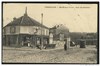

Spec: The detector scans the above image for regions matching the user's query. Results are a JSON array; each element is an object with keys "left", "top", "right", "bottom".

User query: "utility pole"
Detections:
[{"left": 40, "top": 13, "right": 43, "bottom": 50}]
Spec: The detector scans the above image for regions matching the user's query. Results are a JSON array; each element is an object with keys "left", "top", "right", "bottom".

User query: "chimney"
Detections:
[{"left": 24, "top": 7, "right": 28, "bottom": 16}]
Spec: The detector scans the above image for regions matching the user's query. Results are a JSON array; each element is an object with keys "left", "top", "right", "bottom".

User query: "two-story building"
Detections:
[
  {"left": 3, "top": 8, "right": 49, "bottom": 48},
  {"left": 50, "top": 24, "right": 69, "bottom": 41},
  {"left": 49, "top": 24, "right": 70, "bottom": 49}
]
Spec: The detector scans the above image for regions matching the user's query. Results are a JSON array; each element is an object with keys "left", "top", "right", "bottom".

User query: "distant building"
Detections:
[
  {"left": 3, "top": 7, "right": 49, "bottom": 47},
  {"left": 50, "top": 24, "right": 69, "bottom": 41},
  {"left": 77, "top": 33, "right": 97, "bottom": 46},
  {"left": 49, "top": 24, "right": 70, "bottom": 49},
  {"left": 85, "top": 33, "right": 97, "bottom": 45}
]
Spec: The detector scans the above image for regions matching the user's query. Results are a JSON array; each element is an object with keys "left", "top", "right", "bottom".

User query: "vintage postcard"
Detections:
[{"left": 2, "top": 2, "right": 99, "bottom": 64}]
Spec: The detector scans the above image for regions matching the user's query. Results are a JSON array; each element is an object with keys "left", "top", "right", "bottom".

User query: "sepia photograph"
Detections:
[{"left": 2, "top": 2, "right": 99, "bottom": 64}]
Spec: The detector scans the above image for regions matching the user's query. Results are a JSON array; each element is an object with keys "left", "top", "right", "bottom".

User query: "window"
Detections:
[{"left": 10, "top": 26, "right": 16, "bottom": 33}]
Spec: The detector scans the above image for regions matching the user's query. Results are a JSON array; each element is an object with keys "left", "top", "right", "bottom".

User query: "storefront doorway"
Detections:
[{"left": 22, "top": 35, "right": 31, "bottom": 47}]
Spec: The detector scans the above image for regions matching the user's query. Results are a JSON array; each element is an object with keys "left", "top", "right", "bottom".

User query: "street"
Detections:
[{"left": 2, "top": 45, "right": 97, "bottom": 63}]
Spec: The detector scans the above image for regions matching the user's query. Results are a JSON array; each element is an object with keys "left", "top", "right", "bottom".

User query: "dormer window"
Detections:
[{"left": 10, "top": 26, "right": 16, "bottom": 33}]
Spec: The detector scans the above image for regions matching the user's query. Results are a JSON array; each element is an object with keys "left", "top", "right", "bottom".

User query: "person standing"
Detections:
[{"left": 64, "top": 40, "right": 67, "bottom": 51}]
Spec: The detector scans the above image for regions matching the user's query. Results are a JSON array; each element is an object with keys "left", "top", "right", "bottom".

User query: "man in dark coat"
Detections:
[{"left": 64, "top": 40, "right": 67, "bottom": 51}]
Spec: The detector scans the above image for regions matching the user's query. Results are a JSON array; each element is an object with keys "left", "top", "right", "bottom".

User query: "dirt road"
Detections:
[{"left": 2, "top": 45, "right": 97, "bottom": 63}]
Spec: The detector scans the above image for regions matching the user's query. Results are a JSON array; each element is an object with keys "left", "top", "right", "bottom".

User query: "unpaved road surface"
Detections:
[{"left": 2, "top": 45, "right": 97, "bottom": 63}]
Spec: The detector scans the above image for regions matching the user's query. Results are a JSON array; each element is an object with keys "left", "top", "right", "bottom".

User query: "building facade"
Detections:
[
  {"left": 50, "top": 24, "right": 69, "bottom": 41},
  {"left": 49, "top": 24, "right": 70, "bottom": 49},
  {"left": 3, "top": 8, "right": 49, "bottom": 48}
]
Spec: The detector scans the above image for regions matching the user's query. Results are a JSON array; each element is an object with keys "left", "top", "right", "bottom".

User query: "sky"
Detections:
[{"left": 3, "top": 3, "right": 98, "bottom": 33}]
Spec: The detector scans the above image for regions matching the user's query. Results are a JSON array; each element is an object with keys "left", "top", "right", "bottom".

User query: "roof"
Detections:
[
  {"left": 50, "top": 24, "right": 69, "bottom": 34},
  {"left": 50, "top": 24, "right": 69, "bottom": 31},
  {"left": 5, "top": 11, "right": 48, "bottom": 29}
]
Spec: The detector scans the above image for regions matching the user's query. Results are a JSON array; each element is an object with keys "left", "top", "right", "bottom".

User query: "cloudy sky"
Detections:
[{"left": 3, "top": 3, "right": 98, "bottom": 33}]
